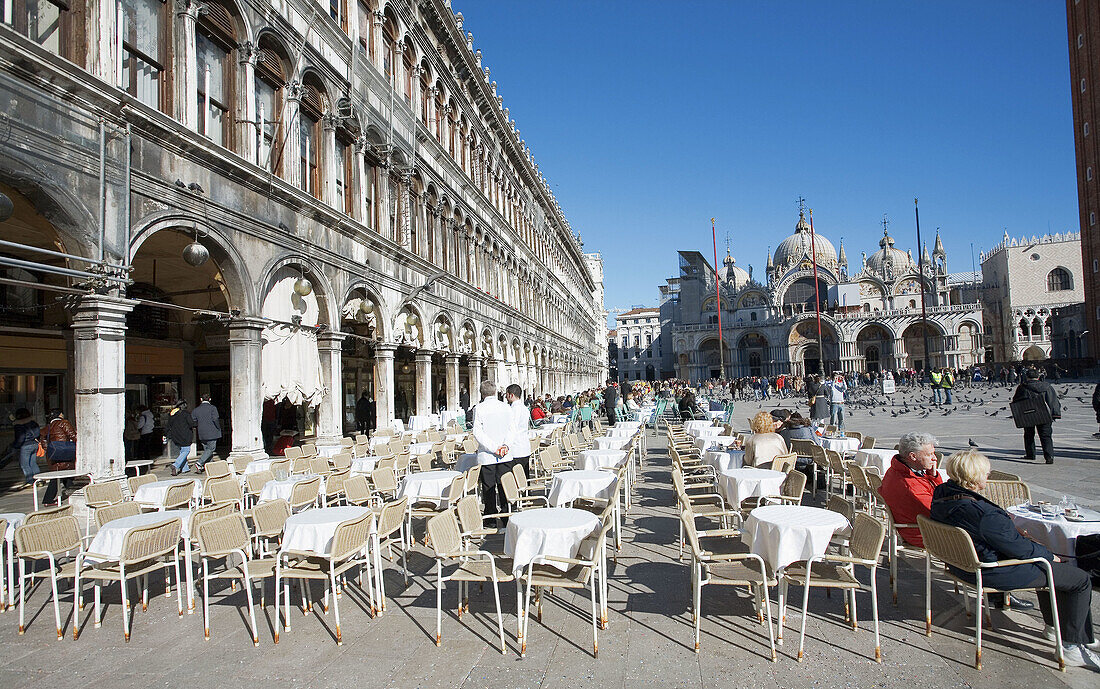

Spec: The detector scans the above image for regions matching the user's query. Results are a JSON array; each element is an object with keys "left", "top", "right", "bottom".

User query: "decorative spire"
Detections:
[
  {"left": 879, "top": 214, "right": 894, "bottom": 249},
  {"left": 723, "top": 250, "right": 734, "bottom": 266},
  {"left": 922, "top": 242, "right": 931, "bottom": 265},
  {"left": 766, "top": 247, "right": 773, "bottom": 269},
  {"left": 932, "top": 230, "right": 946, "bottom": 258},
  {"left": 838, "top": 240, "right": 847, "bottom": 267}
]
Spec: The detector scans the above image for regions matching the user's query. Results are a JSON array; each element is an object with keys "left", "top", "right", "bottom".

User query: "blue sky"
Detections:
[{"left": 454, "top": 1, "right": 1077, "bottom": 321}]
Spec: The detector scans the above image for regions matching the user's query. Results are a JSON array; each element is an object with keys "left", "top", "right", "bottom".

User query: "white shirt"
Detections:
[
  {"left": 472, "top": 395, "right": 516, "bottom": 466},
  {"left": 508, "top": 398, "right": 531, "bottom": 458}
]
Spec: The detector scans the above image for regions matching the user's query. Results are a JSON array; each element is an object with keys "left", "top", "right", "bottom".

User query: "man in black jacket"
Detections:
[
  {"left": 602, "top": 381, "right": 619, "bottom": 427},
  {"left": 1012, "top": 368, "right": 1062, "bottom": 464}
]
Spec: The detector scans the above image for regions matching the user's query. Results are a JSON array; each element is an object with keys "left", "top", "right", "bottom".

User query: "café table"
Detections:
[
  {"left": 593, "top": 436, "right": 631, "bottom": 451},
  {"left": 851, "top": 449, "right": 896, "bottom": 475},
  {"left": 1, "top": 512, "right": 26, "bottom": 610},
  {"left": 280, "top": 506, "right": 380, "bottom": 611},
  {"left": 1007, "top": 504, "right": 1100, "bottom": 562},
  {"left": 819, "top": 436, "right": 860, "bottom": 454},
  {"left": 259, "top": 474, "right": 326, "bottom": 506},
  {"left": 694, "top": 435, "right": 738, "bottom": 453},
  {"left": 718, "top": 468, "right": 786, "bottom": 508},
  {"left": 350, "top": 457, "right": 378, "bottom": 474},
  {"left": 397, "top": 470, "right": 461, "bottom": 508},
  {"left": 32, "top": 470, "right": 91, "bottom": 508},
  {"left": 504, "top": 507, "right": 600, "bottom": 574},
  {"left": 578, "top": 450, "right": 627, "bottom": 472},
  {"left": 704, "top": 449, "right": 744, "bottom": 473},
  {"left": 85, "top": 510, "right": 191, "bottom": 611},
  {"left": 133, "top": 478, "right": 201, "bottom": 510},
  {"left": 548, "top": 470, "right": 618, "bottom": 507},
  {"left": 408, "top": 415, "right": 439, "bottom": 432}
]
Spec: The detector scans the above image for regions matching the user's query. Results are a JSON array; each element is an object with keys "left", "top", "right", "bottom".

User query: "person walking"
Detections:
[
  {"left": 166, "top": 401, "right": 196, "bottom": 475},
  {"left": 472, "top": 380, "right": 516, "bottom": 524},
  {"left": 6, "top": 409, "right": 40, "bottom": 490},
  {"left": 39, "top": 410, "right": 76, "bottom": 504},
  {"left": 355, "top": 391, "right": 374, "bottom": 434},
  {"left": 929, "top": 368, "right": 943, "bottom": 406},
  {"left": 191, "top": 393, "right": 221, "bottom": 472},
  {"left": 941, "top": 367, "right": 955, "bottom": 405},
  {"left": 1011, "top": 368, "right": 1061, "bottom": 464},
  {"left": 828, "top": 372, "right": 848, "bottom": 429},
  {"left": 1092, "top": 381, "right": 1100, "bottom": 439},
  {"left": 602, "top": 380, "right": 619, "bottom": 427}
]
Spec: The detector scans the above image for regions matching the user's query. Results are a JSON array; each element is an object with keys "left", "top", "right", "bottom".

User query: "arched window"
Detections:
[
  {"left": 356, "top": 0, "right": 373, "bottom": 53},
  {"left": 402, "top": 39, "right": 414, "bottom": 102},
  {"left": 196, "top": 1, "right": 237, "bottom": 148},
  {"left": 328, "top": 0, "right": 347, "bottom": 33},
  {"left": 419, "top": 67, "right": 430, "bottom": 125},
  {"left": 334, "top": 129, "right": 355, "bottom": 215},
  {"left": 120, "top": 0, "right": 166, "bottom": 110},
  {"left": 298, "top": 78, "right": 325, "bottom": 198},
  {"left": 382, "top": 16, "right": 397, "bottom": 85},
  {"left": 1047, "top": 267, "right": 1073, "bottom": 291},
  {"left": 1031, "top": 318, "right": 1043, "bottom": 338},
  {"left": 254, "top": 38, "right": 288, "bottom": 174}
]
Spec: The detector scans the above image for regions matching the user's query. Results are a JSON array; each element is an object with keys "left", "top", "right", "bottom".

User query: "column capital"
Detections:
[
  {"left": 227, "top": 316, "right": 267, "bottom": 332},
  {"left": 468, "top": 354, "right": 483, "bottom": 364},
  {"left": 322, "top": 113, "right": 340, "bottom": 131},
  {"left": 415, "top": 349, "right": 434, "bottom": 362},
  {"left": 176, "top": 0, "right": 206, "bottom": 20},
  {"left": 71, "top": 295, "right": 137, "bottom": 340},
  {"left": 445, "top": 353, "right": 463, "bottom": 363},
  {"left": 237, "top": 41, "right": 259, "bottom": 66},
  {"left": 317, "top": 330, "right": 349, "bottom": 348},
  {"left": 374, "top": 343, "right": 398, "bottom": 357}
]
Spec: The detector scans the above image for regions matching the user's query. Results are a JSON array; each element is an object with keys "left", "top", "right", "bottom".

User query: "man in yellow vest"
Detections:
[
  {"left": 929, "top": 369, "right": 943, "bottom": 406},
  {"left": 940, "top": 367, "right": 954, "bottom": 405}
]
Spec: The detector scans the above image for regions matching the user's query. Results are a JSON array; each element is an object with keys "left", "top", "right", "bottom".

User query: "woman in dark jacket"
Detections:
[
  {"left": 166, "top": 401, "right": 196, "bottom": 475},
  {"left": 931, "top": 450, "right": 1097, "bottom": 667},
  {"left": 8, "top": 409, "right": 40, "bottom": 488},
  {"left": 805, "top": 375, "right": 829, "bottom": 423}
]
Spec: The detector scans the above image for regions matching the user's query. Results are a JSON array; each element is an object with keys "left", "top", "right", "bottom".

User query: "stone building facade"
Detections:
[
  {"left": 613, "top": 307, "right": 665, "bottom": 382},
  {"left": 979, "top": 231, "right": 1085, "bottom": 362},
  {"left": 0, "top": 0, "right": 604, "bottom": 478},
  {"left": 665, "top": 212, "right": 985, "bottom": 383}
]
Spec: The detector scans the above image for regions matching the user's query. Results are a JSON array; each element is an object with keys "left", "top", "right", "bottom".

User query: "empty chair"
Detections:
[
  {"left": 860, "top": 436, "right": 876, "bottom": 450},
  {"left": 425, "top": 509, "right": 514, "bottom": 653},
  {"left": 206, "top": 476, "right": 244, "bottom": 510},
  {"left": 769, "top": 452, "right": 797, "bottom": 474},
  {"left": 330, "top": 452, "right": 353, "bottom": 471},
  {"left": 299, "top": 443, "right": 318, "bottom": 458},
  {"left": 309, "top": 457, "right": 329, "bottom": 475},
  {"left": 249, "top": 499, "right": 290, "bottom": 556},
  {"left": 761, "top": 471, "right": 808, "bottom": 507},
  {"left": 786, "top": 513, "right": 887, "bottom": 663},
  {"left": 202, "top": 460, "right": 231, "bottom": 479},
  {"left": 128, "top": 473, "right": 157, "bottom": 495},
  {"left": 162, "top": 480, "right": 195, "bottom": 510},
  {"left": 415, "top": 453, "right": 435, "bottom": 473},
  {"left": 291, "top": 457, "right": 312, "bottom": 475},
  {"left": 268, "top": 458, "right": 291, "bottom": 476},
  {"left": 94, "top": 501, "right": 141, "bottom": 528},
  {"left": 343, "top": 475, "right": 377, "bottom": 508},
  {"left": 325, "top": 470, "right": 350, "bottom": 505},
  {"left": 287, "top": 476, "right": 322, "bottom": 512},
  {"left": 375, "top": 497, "right": 410, "bottom": 611},
  {"left": 282, "top": 446, "right": 303, "bottom": 461},
  {"left": 74, "top": 516, "right": 184, "bottom": 641},
  {"left": 14, "top": 516, "right": 83, "bottom": 639},
  {"left": 244, "top": 470, "right": 274, "bottom": 506},
  {"left": 232, "top": 454, "right": 254, "bottom": 475},
  {"left": 83, "top": 481, "right": 125, "bottom": 535},
  {"left": 25, "top": 504, "right": 74, "bottom": 525},
  {"left": 370, "top": 467, "right": 399, "bottom": 501},
  {"left": 196, "top": 513, "right": 278, "bottom": 644}
]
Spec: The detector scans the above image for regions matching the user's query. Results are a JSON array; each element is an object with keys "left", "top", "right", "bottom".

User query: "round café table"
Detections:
[
  {"left": 86, "top": 510, "right": 190, "bottom": 562},
  {"left": 350, "top": 457, "right": 378, "bottom": 474},
  {"left": 604, "top": 427, "right": 634, "bottom": 439},
  {"left": 32, "top": 469, "right": 91, "bottom": 508},
  {"left": 548, "top": 470, "right": 618, "bottom": 507},
  {"left": 851, "top": 449, "right": 895, "bottom": 475},
  {"left": 695, "top": 435, "right": 739, "bottom": 453},
  {"left": 281, "top": 506, "right": 380, "bottom": 611},
  {"left": 578, "top": 449, "right": 627, "bottom": 472},
  {"left": 819, "top": 436, "right": 860, "bottom": 454},
  {"left": 397, "top": 470, "right": 461, "bottom": 508},
  {"left": 133, "top": 478, "right": 202, "bottom": 510},
  {"left": 258, "top": 474, "right": 325, "bottom": 505},
  {"left": 593, "top": 436, "right": 631, "bottom": 451},
  {"left": 719, "top": 467, "right": 786, "bottom": 508},
  {"left": 504, "top": 507, "right": 600, "bottom": 574},
  {"left": 1008, "top": 505, "right": 1100, "bottom": 561},
  {"left": 705, "top": 449, "right": 744, "bottom": 473}
]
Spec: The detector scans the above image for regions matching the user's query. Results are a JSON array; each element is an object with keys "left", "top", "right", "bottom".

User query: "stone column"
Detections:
[
  {"left": 526, "top": 363, "right": 536, "bottom": 398},
  {"left": 321, "top": 113, "right": 339, "bottom": 206},
  {"left": 227, "top": 318, "right": 266, "bottom": 458},
  {"left": 374, "top": 344, "right": 396, "bottom": 430},
  {"left": 316, "top": 331, "right": 346, "bottom": 447},
  {"left": 283, "top": 81, "right": 303, "bottom": 189},
  {"left": 173, "top": 0, "right": 202, "bottom": 129},
  {"left": 467, "top": 354, "right": 483, "bottom": 396},
  {"left": 352, "top": 136, "right": 369, "bottom": 223},
  {"left": 445, "top": 354, "right": 461, "bottom": 411},
  {"left": 485, "top": 357, "right": 498, "bottom": 387},
  {"left": 87, "top": 0, "right": 120, "bottom": 84},
  {"left": 72, "top": 295, "right": 135, "bottom": 478},
  {"left": 372, "top": 10, "right": 386, "bottom": 73},
  {"left": 238, "top": 43, "right": 259, "bottom": 166},
  {"left": 415, "top": 350, "right": 433, "bottom": 417}
]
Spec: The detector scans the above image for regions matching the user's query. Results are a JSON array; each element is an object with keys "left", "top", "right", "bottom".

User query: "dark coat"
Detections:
[
  {"left": 191, "top": 401, "right": 221, "bottom": 441},
  {"left": 1011, "top": 378, "right": 1061, "bottom": 423},
  {"left": 602, "top": 386, "right": 619, "bottom": 412},
  {"left": 10, "top": 420, "right": 40, "bottom": 450},
  {"left": 1092, "top": 383, "right": 1100, "bottom": 423},
  {"left": 929, "top": 480, "right": 1052, "bottom": 590},
  {"left": 165, "top": 410, "right": 196, "bottom": 447}
]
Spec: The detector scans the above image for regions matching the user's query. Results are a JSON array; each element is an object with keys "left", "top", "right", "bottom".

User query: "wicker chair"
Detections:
[
  {"left": 276, "top": 511, "right": 374, "bottom": 645},
  {"left": 407, "top": 474, "right": 466, "bottom": 545},
  {"left": 83, "top": 481, "right": 126, "bottom": 536},
  {"left": 825, "top": 495, "right": 855, "bottom": 550},
  {"left": 825, "top": 449, "right": 852, "bottom": 497},
  {"left": 768, "top": 452, "right": 797, "bottom": 474},
  {"left": 342, "top": 475, "right": 377, "bottom": 508},
  {"left": 14, "top": 516, "right": 82, "bottom": 639},
  {"left": 519, "top": 522, "right": 611, "bottom": 657},
  {"left": 847, "top": 464, "right": 877, "bottom": 514},
  {"left": 844, "top": 431, "right": 863, "bottom": 442},
  {"left": 196, "top": 513, "right": 278, "bottom": 644},
  {"left": 244, "top": 470, "right": 274, "bottom": 507},
  {"left": 882, "top": 502, "right": 925, "bottom": 605},
  {"left": 231, "top": 454, "right": 254, "bottom": 475},
  {"left": 298, "top": 443, "right": 318, "bottom": 458},
  {"left": 324, "top": 470, "right": 350, "bottom": 505},
  {"left": 268, "top": 458, "right": 291, "bottom": 476},
  {"left": 370, "top": 467, "right": 399, "bottom": 501},
  {"left": 375, "top": 497, "right": 410, "bottom": 611},
  {"left": 978, "top": 480, "right": 1031, "bottom": 510},
  {"left": 455, "top": 494, "right": 503, "bottom": 547},
  {"left": 249, "top": 498, "right": 290, "bottom": 556},
  {"left": 425, "top": 509, "right": 514, "bottom": 653},
  {"left": 282, "top": 446, "right": 303, "bottom": 461},
  {"left": 290, "top": 457, "right": 312, "bottom": 475},
  {"left": 162, "top": 480, "right": 195, "bottom": 510},
  {"left": 128, "top": 473, "right": 158, "bottom": 495},
  {"left": 680, "top": 511, "right": 776, "bottom": 659},
  {"left": 75, "top": 516, "right": 184, "bottom": 641},
  {"left": 860, "top": 436, "right": 876, "bottom": 450},
  {"left": 205, "top": 476, "right": 244, "bottom": 510},
  {"left": 784, "top": 512, "right": 886, "bottom": 662},
  {"left": 415, "top": 453, "right": 435, "bottom": 473},
  {"left": 309, "top": 457, "right": 329, "bottom": 475},
  {"left": 987, "top": 469, "right": 1021, "bottom": 482},
  {"left": 761, "top": 471, "right": 808, "bottom": 507},
  {"left": 287, "top": 476, "right": 322, "bottom": 512},
  {"left": 462, "top": 465, "right": 481, "bottom": 499},
  {"left": 94, "top": 501, "right": 141, "bottom": 528},
  {"left": 202, "top": 460, "right": 231, "bottom": 479},
  {"left": 330, "top": 452, "right": 353, "bottom": 471},
  {"left": 916, "top": 514, "right": 1063, "bottom": 671}
]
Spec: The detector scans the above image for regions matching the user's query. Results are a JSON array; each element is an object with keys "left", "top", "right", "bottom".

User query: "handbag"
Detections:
[
  {"left": 1009, "top": 392, "right": 1052, "bottom": 429},
  {"left": 36, "top": 441, "right": 45, "bottom": 458}
]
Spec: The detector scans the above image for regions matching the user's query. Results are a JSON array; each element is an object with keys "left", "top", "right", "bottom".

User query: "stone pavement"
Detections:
[{"left": 0, "top": 420, "right": 1097, "bottom": 688}]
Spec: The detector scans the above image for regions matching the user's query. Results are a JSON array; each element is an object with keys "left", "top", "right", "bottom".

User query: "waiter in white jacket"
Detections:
[
  {"left": 505, "top": 384, "right": 532, "bottom": 479},
  {"left": 472, "top": 380, "right": 516, "bottom": 522}
]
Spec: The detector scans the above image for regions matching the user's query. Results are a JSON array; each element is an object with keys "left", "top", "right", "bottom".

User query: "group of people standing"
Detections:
[{"left": 470, "top": 381, "right": 535, "bottom": 523}]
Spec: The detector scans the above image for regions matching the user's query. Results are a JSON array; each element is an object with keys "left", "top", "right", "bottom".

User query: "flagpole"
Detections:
[
  {"left": 914, "top": 198, "right": 931, "bottom": 374},
  {"left": 809, "top": 209, "right": 824, "bottom": 374},
  {"left": 711, "top": 217, "right": 724, "bottom": 380}
]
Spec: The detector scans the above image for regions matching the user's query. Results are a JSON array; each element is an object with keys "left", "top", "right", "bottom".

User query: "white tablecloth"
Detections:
[
  {"left": 533, "top": 423, "right": 565, "bottom": 438},
  {"left": 281, "top": 506, "right": 375, "bottom": 555},
  {"left": 687, "top": 427, "right": 722, "bottom": 440},
  {"left": 744, "top": 505, "right": 851, "bottom": 570},
  {"left": 704, "top": 450, "right": 744, "bottom": 473},
  {"left": 615, "top": 422, "right": 642, "bottom": 432},
  {"left": 504, "top": 507, "right": 600, "bottom": 574},
  {"left": 694, "top": 435, "right": 739, "bottom": 453},
  {"left": 350, "top": 457, "right": 378, "bottom": 474},
  {"left": 1008, "top": 506, "right": 1100, "bottom": 559},
  {"left": 259, "top": 475, "right": 324, "bottom": 504},
  {"left": 1, "top": 512, "right": 25, "bottom": 542},
  {"left": 408, "top": 415, "right": 439, "bottom": 432},
  {"left": 706, "top": 410, "right": 726, "bottom": 421},
  {"left": 316, "top": 445, "right": 345, "bottom": 458},
  {"left": 398, "top": 470, "right": 461, "bottom": 507},
  {"left": 547, "top": 470, "right": 617, "bottom": 507},
  {"left": 408, "top": 442, "right": 435, "bottom": 456},
  {"left": 87, "top": 511, "right": 190, "bottom": 562},
  {"left": 133, "top": 479, "right": 201, "bottom": 508},
  {"left": 550, "top": 414, "right": 569, "bottom": 424},
  {"left": 244, "top": 458, "right": 280, "bottom": 475},
  {"left": 441, "top": 410, "right": 464, "bottom": 428},
  {"left": 819, "top": 436, "right": 860, "bottom": 454},
  {"left": 604, "top": 427, "right": 634, "bottom": 438},
  {"left": 684, "top": 420, "right": 711, "bottom": 433},
  {"left": 578, "top": 449, "right": 627, "bottom": 472},
  {"left": 719, "top": 468, "right": 786, "bottom": 507},
  {"left": 456, "top": 453, "right": 478, "bottom": 473},
  {"left": 592, "top": 436, "right": 631, "bottom": 450},
  {"left": 852, "top": 448, "right": 896, "bottom": 475}
]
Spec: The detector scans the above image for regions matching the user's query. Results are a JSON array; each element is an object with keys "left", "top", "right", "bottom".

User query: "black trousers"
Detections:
[
  {"left": 1028, "top": 561, "right": 1095, "bottom": 645},
  {"left": 479, "top": 461, "right": 512, "bottom": 523},
  {"left": 1023, "top": 423, "right": 1054, "bottom": 461}
]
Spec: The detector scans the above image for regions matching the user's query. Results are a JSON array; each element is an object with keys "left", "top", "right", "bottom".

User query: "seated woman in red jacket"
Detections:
[
  {"left": 530, "top": 402, "right": 547, "bottom": 426},
  {"left": 271, "top": 428, "right": 298, "bottom": 456}
]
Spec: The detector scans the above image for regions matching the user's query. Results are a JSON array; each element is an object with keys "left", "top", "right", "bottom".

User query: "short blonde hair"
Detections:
[
  {"left": 945, "top": 449, "right": 990, "bottom": 491},
  {"left": 750, "top": 411, "right": 775, "bottom": 434}
]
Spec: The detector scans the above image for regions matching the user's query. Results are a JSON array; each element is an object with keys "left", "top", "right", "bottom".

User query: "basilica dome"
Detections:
[
  {"left": 718, "top": 253, "right": 750, "bottom": 288},
  {"left": 772, "top": 211, "right": 838, "bottom": 270},
  {"left": 865, "top": 227, "right": 915, "bottom": 275}
]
